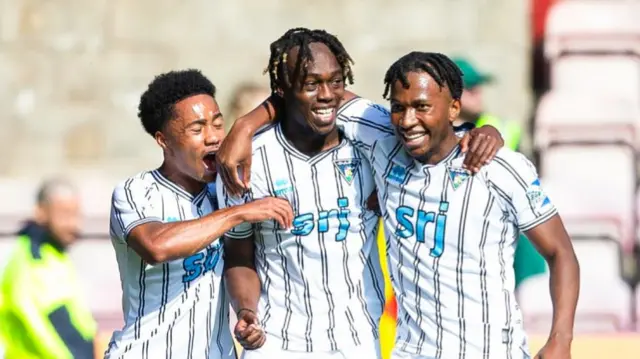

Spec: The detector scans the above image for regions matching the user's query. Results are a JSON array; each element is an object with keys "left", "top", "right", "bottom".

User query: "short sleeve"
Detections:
[
  {"left": 453, "top": 122, "right": 475, "bottom": 138},
  {"left": 336, "top": 98, "right": 395, "bottom": 159},
  {"left": 110, "top": 176, "right": 163, "bottom": 242},
  {"left": 215, "top": 179, "right": 254, "bottom": 239},
  {"left": 487, "top": 149, "right": 558, "bottom": 231}
]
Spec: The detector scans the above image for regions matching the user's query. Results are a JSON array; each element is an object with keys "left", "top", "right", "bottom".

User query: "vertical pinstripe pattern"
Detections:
[
  {"left": 218, "top": 121, "right": 384, "bottom": 352},
  {"left": 257, "top": 143, "right": 296, "bottom": 350},
  {"left": 455, "top": 174, "right": 473, "bottom": 359},
  {"left": 310, "top": 163, "right": 339, "bottom": 350},
  {"left": 371, "top": 140, "right": 550, "bottom": 358},
  {"left": 107, "top": 171, "right": 234, "bottom": 359},
  {"left": 284, "top": 151, "right": 315, "bottom": 351},
  {"left": 479, "top": 196, "right": 496, "bottom": 359},
  {"left": 412, "top": 167, "right": 430, "bottom": 353}
]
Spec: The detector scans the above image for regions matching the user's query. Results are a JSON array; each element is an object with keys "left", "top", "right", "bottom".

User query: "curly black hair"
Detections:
[
  {"left": 383, "top": 51, "right": 463, "bottom": 101},
  {"left": 138, "top": 69, "right": 216, "bottom": 136},
  {"left": 264, "top": 27, "right": 354, "bottom": 93}
]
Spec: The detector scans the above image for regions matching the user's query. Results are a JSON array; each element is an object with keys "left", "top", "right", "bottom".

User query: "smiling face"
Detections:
[
  {"left": 389, "top": 71, "right": 460, "bottom": 163},
  {"left": 282, "top": 42, "right": 346, "bottom": 136},
  {"left": 156, "top": 94, "right": 224, "bottom": 184}
]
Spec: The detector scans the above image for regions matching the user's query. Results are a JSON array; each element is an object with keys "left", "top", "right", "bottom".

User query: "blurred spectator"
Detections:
[
  {"left": 454, "top": 57, "right": 523, "bottom": 149},
  {"left": 225, "top": 82, "right": 270, "bottom": 131},
  {"left": 453, "top": 57, "right": 547, "bottom": 289},
  {"left": 0, "top": 179, "right": 97, "bottom": 359}
]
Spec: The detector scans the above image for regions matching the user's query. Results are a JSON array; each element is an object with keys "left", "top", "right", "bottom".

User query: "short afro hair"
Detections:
[{"left": 138, "top": 69, "right": 216, "bottom": 136}]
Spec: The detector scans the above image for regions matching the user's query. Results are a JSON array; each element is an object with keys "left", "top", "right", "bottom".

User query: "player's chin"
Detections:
[
  {"left": 202, "top": 171, "right": 216, "bottom": 183},
  {"left": 402, "top": 140, "right": 430, "bottom": 159},
  {"left": 309, "top": 118, "right": 336, "bottom": 135}
]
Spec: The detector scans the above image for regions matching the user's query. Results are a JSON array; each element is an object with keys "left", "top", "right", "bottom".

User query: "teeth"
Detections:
[
  {"left": 405, "top": 133, "right": 425, "bottom": 140},
  {"left": 314, "top": 108, "right": 333, "bottom": 116}
]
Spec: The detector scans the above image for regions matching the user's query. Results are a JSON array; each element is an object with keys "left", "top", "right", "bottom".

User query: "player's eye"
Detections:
[
  {"left": 304, "top": 82, "right": 318, "bottom": 91},
  {"left": 330, "top": 78, "right": 343, "bottom": 88},
  {"left": 390, "top": 103, "right": 404, "bottom": 113},
  {"left": 415, "top": 104, "right": 429, "bottom": 111}
]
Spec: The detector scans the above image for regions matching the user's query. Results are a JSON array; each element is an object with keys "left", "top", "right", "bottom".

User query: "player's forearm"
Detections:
[
  {"left": 148, "top": 207, "right": 247, "bottom": 263},
  {"left": 546, "top": 246, "right": 579, "bottom": 341},
  {"left": 232, "top": 94, "right": 280, "bottom": 136},
  {"left": 225, "top": 266, "right": 261, "bottom": 312}
]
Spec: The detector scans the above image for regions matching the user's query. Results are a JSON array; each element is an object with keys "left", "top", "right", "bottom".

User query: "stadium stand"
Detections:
[{"left": 519, "top": 0, "right": 640, "bottom": 338}]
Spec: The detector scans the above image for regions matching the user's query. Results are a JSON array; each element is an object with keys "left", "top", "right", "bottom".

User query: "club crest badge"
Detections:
[
  {"left": 334, "top": 159, "right": 361, "bottom": 185},
  {"left": 448, "top": 166, "right": 470, "bottom": 190}
]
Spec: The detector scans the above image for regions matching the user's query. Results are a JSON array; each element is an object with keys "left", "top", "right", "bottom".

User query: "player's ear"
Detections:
[
  {"left": 155, "top": 131, "right": 168, "bottom": 151},
  {"left": 449, "top": 99, "right": 461, "bottom": 124}
]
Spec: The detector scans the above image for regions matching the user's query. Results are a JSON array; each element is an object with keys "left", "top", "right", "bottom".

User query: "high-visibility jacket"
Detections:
[
  {"left": 0, "top": 223, "right": 96, "bottom": 359},
  {"left": 475, "top": 113, "right": 522, "bottom": 150}
]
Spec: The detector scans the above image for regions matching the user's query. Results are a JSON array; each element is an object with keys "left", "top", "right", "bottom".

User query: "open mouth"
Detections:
[
  {"left": 312, "top": 107, "right": 336, "bottom": 123},
  {"left": 400, "top": 131, "right": 429, "bottom": 147},
  {"left": 203, "top": 152, "right": 216, "bottom": 173}
]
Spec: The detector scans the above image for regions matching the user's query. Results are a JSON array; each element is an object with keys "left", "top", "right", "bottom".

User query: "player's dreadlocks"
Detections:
[
  {"left": 138, "top": 69, "right": 216, "bottom": 136},
  {"left": 383, "top": 51, "right": 463, "bottom": 101},
  {"left": 264, "top": 28, "right": 355, "bottom": 93}
]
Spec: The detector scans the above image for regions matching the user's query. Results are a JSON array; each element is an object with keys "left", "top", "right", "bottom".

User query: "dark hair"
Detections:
[
  {"left": 264, "top": 27, "right": 355, "bottom": 93},
  {"left": 138, "top": 69, "right": 216, "bottom": 136},
  {"left": 383, "top": 51, "right": 463, "bottom": 101}
]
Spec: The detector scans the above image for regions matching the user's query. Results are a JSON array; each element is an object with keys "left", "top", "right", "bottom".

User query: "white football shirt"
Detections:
[
  {"left": 370, "top": 136, "right": 556, "bottom": 359},
  {"left": 217, "top": 97, "right": 393, "bottom": 353},
  {"left": 106, "top": 170, "right": 235, "bottom": 359}
]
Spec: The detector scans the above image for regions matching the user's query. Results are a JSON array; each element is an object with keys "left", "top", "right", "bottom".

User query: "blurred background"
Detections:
[{"left": 1, "top": 0, "right": 639, "bottom": 358}]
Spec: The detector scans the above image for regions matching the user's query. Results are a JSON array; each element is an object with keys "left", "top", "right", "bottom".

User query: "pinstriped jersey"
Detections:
[
  {"left": 370, "top": 136, "right": 556, "bottom": 359},
  {"left": 218, "top": 97, "right": 393, "bottom": 352},
  {"left": 106, "top": 170, "right": 235, "bottom": 359}
]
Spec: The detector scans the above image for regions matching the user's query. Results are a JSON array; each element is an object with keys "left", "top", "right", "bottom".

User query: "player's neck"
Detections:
[
  {"left": 416, "top": 133, "right": 460, "bottom": 165},
  {"left": 158, "top": 162, "right": 206, "bottom": 196},
  {"left": 281, "top": 119, "right": 341, "bottom": 156}
]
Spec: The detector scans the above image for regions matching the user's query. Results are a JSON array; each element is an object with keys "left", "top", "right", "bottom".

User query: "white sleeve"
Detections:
[
  {"left": 215, "top": 179, "right": 254, "bottom": 239},
  {"left": 337, "top": 98, "right": 395, "bottom": 159},
  {"left": 487, "top": 150, "right": 558, "bottom": 231},
  {"left": 110, "top": 177, "right": 164, "bottom": 242}
]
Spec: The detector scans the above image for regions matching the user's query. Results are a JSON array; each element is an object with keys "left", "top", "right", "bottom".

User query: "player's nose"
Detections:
[
  {"left": 203, "top": 126, "right": 221, "bottom": 146},
  {"left": 399, "top": 108, "right": 418, "bottom": 128}
]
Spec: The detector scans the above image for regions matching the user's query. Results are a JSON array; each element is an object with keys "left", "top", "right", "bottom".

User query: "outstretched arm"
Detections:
[{"left": 112, "top": 177, "right": 292, "bottom": 264}]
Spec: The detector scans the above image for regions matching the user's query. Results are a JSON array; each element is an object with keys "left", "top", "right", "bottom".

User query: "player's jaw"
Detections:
[
  {"left": 304, "top": 102, "right": 339, "bottom": 135},
  {"left": 397, "top": 124, "right": 432, "bottom": 157}
]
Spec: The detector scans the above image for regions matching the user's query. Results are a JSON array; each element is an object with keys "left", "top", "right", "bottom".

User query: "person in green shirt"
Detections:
[
  {"left": 453, "top": 57, "right": 548, "bottom": 288},
  {"left": 0, "top": 179, "right": 97, "bottom": 359}
]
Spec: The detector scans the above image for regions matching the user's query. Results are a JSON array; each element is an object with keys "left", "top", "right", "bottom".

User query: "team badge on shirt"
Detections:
[
  {"left": 387, "top": 164, "right": 407, "bottom": 184},
  {"left": 526, "top": 178, "right": 551, "bottom": 211},
  {"left": 447, "top": 166, "right": 471, "bottom": 190},
  {"left": 334, "top": 159, "right": 361, "bottom": 185}
]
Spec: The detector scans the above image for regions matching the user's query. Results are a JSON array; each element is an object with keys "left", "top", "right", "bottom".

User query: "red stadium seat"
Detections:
[
  {"left": 534, "top": 90, "right": 640, "bottom": 150},
  {"left": 545, "top": 0, "right": 640, "bottom": 58},
  {"left": 518, "top": 238, "right": 632, "bottom": 333},
  {"left": 540, "top": 145, "right": 636, "bottom": 251}
]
